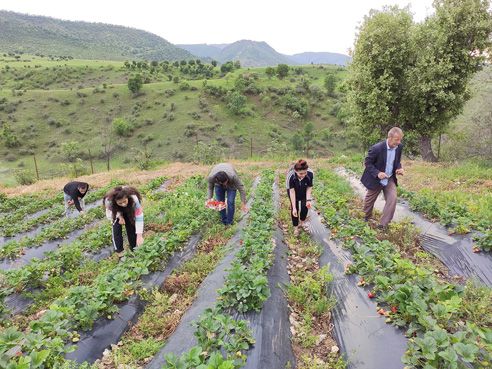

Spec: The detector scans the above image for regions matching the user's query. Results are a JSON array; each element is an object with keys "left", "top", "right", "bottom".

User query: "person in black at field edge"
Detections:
[
  {"left": 286, "top": 159, "right": 314, "bottom": 236},
  {"left": 63, "top": 181, "right": 89, "bottom": 216}
]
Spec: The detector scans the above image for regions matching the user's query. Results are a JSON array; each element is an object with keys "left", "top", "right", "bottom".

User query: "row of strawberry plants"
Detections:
[
  {"left": 0, "top": 181, "right": 123, "bottom": 237},
  {"left": 101, "top": 224, "right": 239, "bottom": 367},
  {"left": 398, "top": 187, "right": 491, "bottom": 251},
  {"left": 314, "top": 168, "right": 491, "bottom": 369},
  {"left": 217, "top": 170, "right": 276, "bottom": 313},
  {"left": 0, "top": 206, "right": 105, "bottom": 260},
  {"left": 162, "top": 171, "right": 275, "bottom": 369},
  {"left": 0, "top": 193, "right": 65, "bottom": 227},
  {"left": 0, "top": 176, "right": 213, "bottom": 368},
  {"left": 0, "top": 192, "right": 60, "bottom": 214},
  {"left": 278, "top": 192, "right": 345, "bottom": 369},
  {"left": 0, "top": 177, "right": 166, "bottom": 259}
]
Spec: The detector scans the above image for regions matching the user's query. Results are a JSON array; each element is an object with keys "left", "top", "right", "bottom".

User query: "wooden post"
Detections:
[
  {"left": 107, "top": 152, "right": 110, "bottom": 171},
  {"left": 250, "top": 137, "right": 253, "bottom": 158},
  {"left": 33, "top": 154, "right": 40, "bottom": 180},
  {"left": 88, "top": 149, "right": 94, "bottom": 174},
  {"left": 437, "top": 133, "right": 442, "bottom": 162}
]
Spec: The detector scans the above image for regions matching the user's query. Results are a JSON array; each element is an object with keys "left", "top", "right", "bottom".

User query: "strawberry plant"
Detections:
[
  {"left": 218, "top": 262, "right": 270, "bottom": 313},
  {"left": 473, "top": 229, "right": 492, "bottom": 252}
]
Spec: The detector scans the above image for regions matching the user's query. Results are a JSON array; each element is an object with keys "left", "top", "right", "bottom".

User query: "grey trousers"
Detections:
[{"left": 363, "top": 177, "right": 397, "bottom": 226}]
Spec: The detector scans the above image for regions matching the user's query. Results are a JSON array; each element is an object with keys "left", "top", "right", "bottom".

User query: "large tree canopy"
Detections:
[{"left": 347, "top": 0, "right": 492, "bottom": 161}]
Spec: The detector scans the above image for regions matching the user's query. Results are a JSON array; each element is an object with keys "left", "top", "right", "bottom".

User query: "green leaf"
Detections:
[
  {"left": 416, "top": 336, "right": 437, "bottom": 360},
  {"left": 438, "top": 347, "right": 458, "bottom": 366},
  {"left": 29, "top": 350, "right": 50, "bottom": 368},
  {"left": 453, "top": 342, "right": 479, "bottom": 363}
]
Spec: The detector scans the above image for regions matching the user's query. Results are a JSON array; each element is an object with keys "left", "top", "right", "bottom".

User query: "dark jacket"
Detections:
[
  {"left": 361, "top": 140, "right": 403, "bottom": 190},
  {"left": 63, "top": 181, "right": 89, "bottom": 212}
]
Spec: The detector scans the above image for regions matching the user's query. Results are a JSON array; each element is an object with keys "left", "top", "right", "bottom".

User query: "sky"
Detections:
[{"left": 0, "top": 0, "right": 435, "bottom": 55}]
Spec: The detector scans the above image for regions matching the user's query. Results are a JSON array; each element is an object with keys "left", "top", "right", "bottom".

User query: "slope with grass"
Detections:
[
  {"left": 0, "top": 10, "right": 193, "bottom": 61},
  {"left": 0, "top": 56, "right": 349, "bottom": 186}
]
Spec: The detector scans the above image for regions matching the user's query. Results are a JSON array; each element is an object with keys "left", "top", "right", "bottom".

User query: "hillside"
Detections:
[
  {"left": 0, "top": 55, "right": 349, "bottom": 185},
  {"left": 0, "top": 11, "right": 194, "bottom": 61},
  {"left": 289, "top": 52, "right": 352, "bottom": 66}
]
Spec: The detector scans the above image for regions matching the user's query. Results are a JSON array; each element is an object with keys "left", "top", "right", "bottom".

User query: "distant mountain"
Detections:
[
  {"left": 220, "top": 40, "right": 294, "bottom": 67},
  {"left": 0, "top": 10, "right": 193, "bottom": 61},
  {"left": 179, "top": 41, "right": 351, "bottom": 67},
  {"left": 288, "top": 52, "right": 351, "bottom": 66},
  {"left": 177, "top": 44, "right": 224, "bottom": 60},
  {"left": 179, "top": 40, "right": 295, "bottom": 67}
]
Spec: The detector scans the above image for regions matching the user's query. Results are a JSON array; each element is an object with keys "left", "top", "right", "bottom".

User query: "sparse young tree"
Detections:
[
  {"left": 324, "top": 73, "right": 337, "bottom": 97},
  {"left": 303, "top": 122, "right": 315, "bottom": 157},
  {"left": 1, "top": 123, "right": 20, "bottom": 148},
  {"left": 127, "top": 74, "right": 143, "bottom": 94},
  {"left": 265, "top": 67, "right": 275, "bottom": 79}
]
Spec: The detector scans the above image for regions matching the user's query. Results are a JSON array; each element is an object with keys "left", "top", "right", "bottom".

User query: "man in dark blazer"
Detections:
[{"left": 361, "top": 127, "right": 404, "bottom": 228}]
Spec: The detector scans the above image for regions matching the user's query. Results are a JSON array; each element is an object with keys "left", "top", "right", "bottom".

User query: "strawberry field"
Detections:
[{"left": 0, "top": 162, "right": 490, "bottom": 369}]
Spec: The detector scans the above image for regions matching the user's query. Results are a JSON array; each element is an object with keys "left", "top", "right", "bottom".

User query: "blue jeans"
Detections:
[{"left": 214, "top": 185, "right": 237, "bottom": 225}]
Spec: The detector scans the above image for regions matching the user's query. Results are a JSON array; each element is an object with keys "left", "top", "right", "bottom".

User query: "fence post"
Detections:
[
  {"left": 88, "top": 149, "right": 94, "bottom": 174},
  {"left": 33, "top": 154, "right": 40, "bottom": 180},
  {"left": 250, "top": 137, "right": 253, "bottom": 158}
]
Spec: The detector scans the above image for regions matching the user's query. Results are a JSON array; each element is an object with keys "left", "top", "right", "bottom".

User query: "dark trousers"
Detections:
[
  {"left": 112, "top": 214, "right": 136, "bottom": 253},
  {"left": 215, "top": 185, "right": 237, "bottom": 225},
  {"left": 287, "top": 190, "right": 308, "bottom": 227}
]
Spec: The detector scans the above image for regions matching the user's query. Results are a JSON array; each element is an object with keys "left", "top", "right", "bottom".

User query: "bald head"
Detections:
[{"left": 387, "top": 127, "right": 403, "bottom": 148}]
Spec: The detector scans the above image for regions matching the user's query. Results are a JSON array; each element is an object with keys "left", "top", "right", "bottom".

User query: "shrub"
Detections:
[
  {"left": 226, "top": 91, "right": 248, "bottom": 116},
  {"left": 112, "top": 118, "right": 133, "bottom": 137},
  {"left": 14, "top": 169, "right": 36, "bottom": 185}
]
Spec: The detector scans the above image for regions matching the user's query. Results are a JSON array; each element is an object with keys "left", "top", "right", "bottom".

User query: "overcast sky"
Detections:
[{"left": 0, "top": 0, "right": 435, "bottom": 55}]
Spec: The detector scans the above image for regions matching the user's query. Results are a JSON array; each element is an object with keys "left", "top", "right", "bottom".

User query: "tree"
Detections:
[
  {"left": 346, "top": 6, "right": 414, "bottom": 149},
  {"left": 220, "top": 61, "right": 234, "bottom": 73},
  {"left": 346, "top": 2, "right": 492, "bottom": 161},
  {"left": 324, "top": 73, "right": 337, "bottom": 97},
  {"left": 276, "top": 64, "right": 289, "bottom": 79},
  {"left": 265, "top": 67, "right": 275, "bottom": 79},
  {"left": 1, "top": 123, "right": 20, "bottom": 148},
  {"left": 61, "top": 141, "right": 86, "bottom": 177},
  {"left": 127, "top": 74, "right": 143, "bottom": 94},
  {"left": 405, "top": 0, "right": 492, "bottom": 161},
  {"left": 226, "top": 91, "right": 247, "bottom": 115},
  {"left": 211, "top": 60, "right": 218, "bottom": 67},
  {"left": 303, "top": 122, "right": 315, "bottom": 157}
]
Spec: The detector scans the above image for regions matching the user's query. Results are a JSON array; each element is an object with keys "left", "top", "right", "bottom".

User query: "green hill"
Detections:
[
  {"left": 0, "top": 10, "right": 194, "bottom": 61},
  {"left": 0, "top": 55, "right": 349, "bottom": 185}
]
